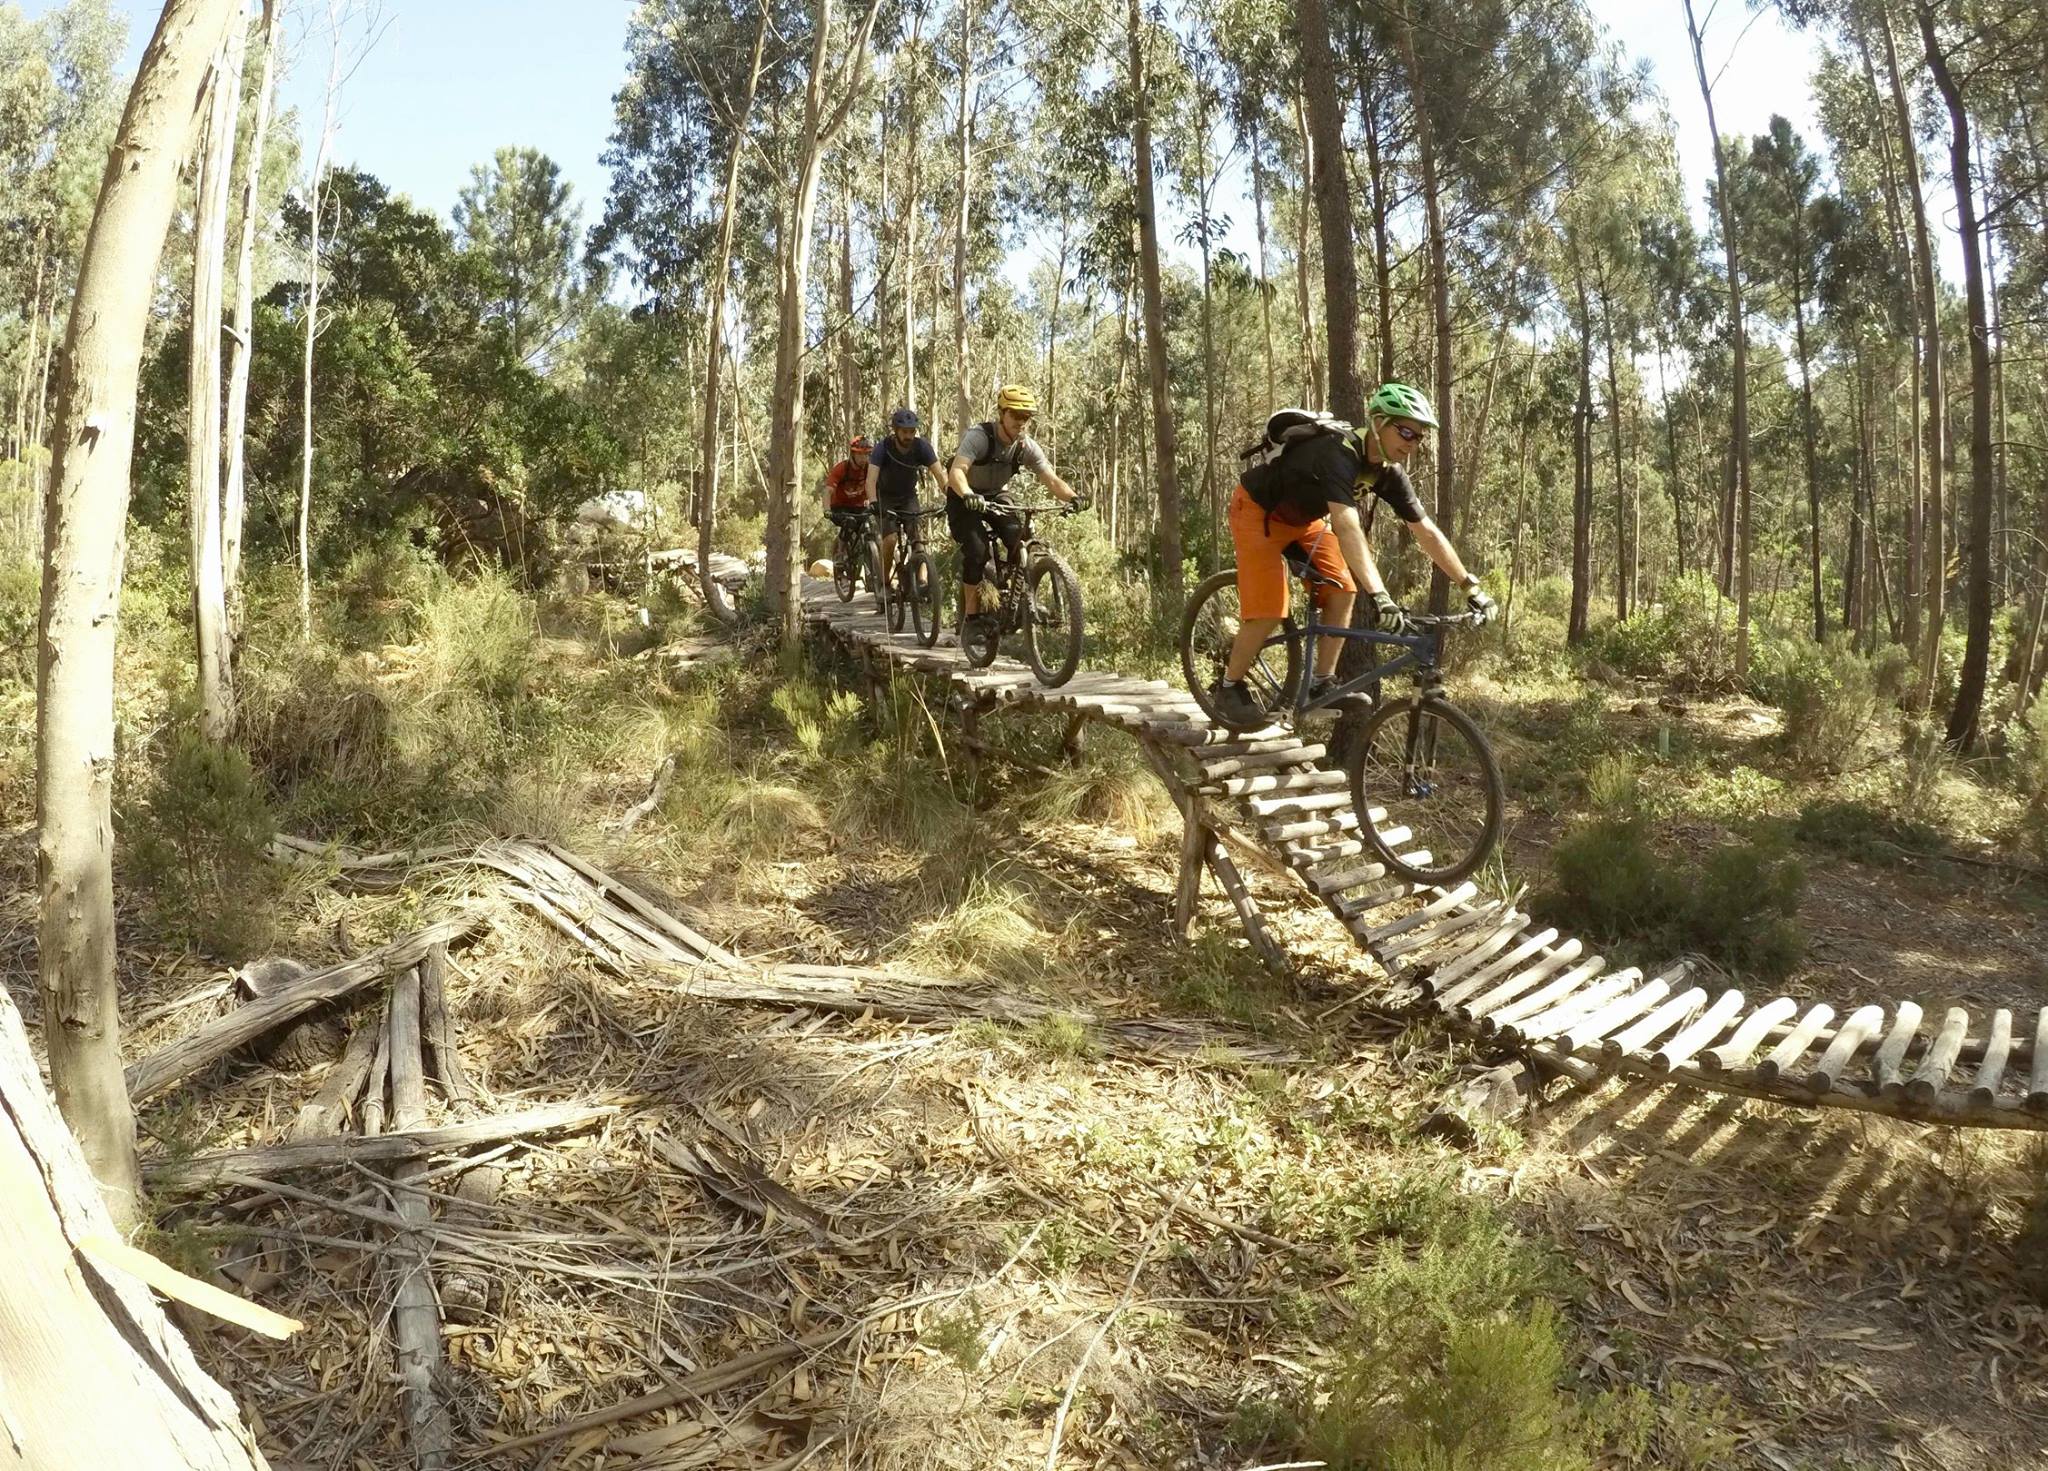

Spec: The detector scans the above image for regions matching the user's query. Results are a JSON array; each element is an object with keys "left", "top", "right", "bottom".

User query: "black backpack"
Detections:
[{"left": 1239, "top": 408, "right": 1359, "bottom": 474}]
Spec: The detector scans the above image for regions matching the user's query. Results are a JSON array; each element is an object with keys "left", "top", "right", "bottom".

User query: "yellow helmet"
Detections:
[{"left": 995, "top": 383, "right": 1038, "bottom": 414}]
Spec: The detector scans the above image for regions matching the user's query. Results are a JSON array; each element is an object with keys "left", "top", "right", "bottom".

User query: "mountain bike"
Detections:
[
  {"left": 877, "top": 503, "right": 945, "bottom": 648},
  {"left": 1179, "top": 543, "right": 1503, "bottom": 887},
  {"left": 829, "top": 507, "right": 888, "bottom": 619},
  {"left": 958, "top": 498, "right": 1085, "bottom": 686}
]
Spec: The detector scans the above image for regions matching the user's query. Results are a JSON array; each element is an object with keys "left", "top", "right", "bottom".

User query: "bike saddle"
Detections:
[{"left": 1282, "top": 543, "right": 1342, "bottom": 587}]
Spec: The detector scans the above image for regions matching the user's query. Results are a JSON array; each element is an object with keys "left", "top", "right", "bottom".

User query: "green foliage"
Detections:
[
  {"left": 1541, "top": 797, "right": 1805, "bottom": 980},
  {"left": 1586, "top": 574, "right": 1740, "bottom": 691},
  {"left": 1896, "top": 716, "right": 1950, "bottom": 825},
  {"left": 121, "top": 725, "right": 280, "bottom": 960},
  {"left": 1302, "top": 1187, "right": 1592, "bottom": 1471},
  {"left": 2006, "top": 691, "right": 2048, "bottom": 865},
  {"left": 1793, "top": 800, "right": 1942, "bottom": 864},
  {"left": 1750, "top": 632, "right": 1883, "bottom": 772}
]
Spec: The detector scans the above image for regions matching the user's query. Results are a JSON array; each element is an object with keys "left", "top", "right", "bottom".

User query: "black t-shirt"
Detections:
[
  {"left": 870, "top": 434, "right": 938, "bottom": 500},
  {"left": 1242, "top": 432, "right": 1427, "bottom": 527}
]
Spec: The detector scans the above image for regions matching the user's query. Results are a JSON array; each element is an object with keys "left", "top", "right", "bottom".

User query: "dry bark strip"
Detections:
[
  {"left": 125, "top": 913, "right": 481, "bottom": 1103},
  {"left": 385, "top": 964, "right": 455, "bottom": 1468},
  {"left": 0, "top": 989, "right": 268, "bottom": 1468},
  {"left": 146, "top": 1101, "right": 619, "bottom": 1192},
  {"left": 418, "top": 943, "right": 477, "bottom": 1107},
  {"left": 289, "top": 1016, "right": 381, "bottom": 1141}
]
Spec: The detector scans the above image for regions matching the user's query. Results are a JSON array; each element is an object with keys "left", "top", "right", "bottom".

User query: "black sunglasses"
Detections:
[{"left": 1391, "top": 424, "right": 1422, "bottom": 443}]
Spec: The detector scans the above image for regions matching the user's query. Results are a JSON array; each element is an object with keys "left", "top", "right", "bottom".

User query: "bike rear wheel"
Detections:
[
  {"left": 961, "top": 598, "right": 1000, "bottom": 667},
  {"left": 1179, "top": 569, "right": 1301, "bottom": 731},
  {"left": 1346, "top": 695, "right": 1503, "bottom": 887},
  {"left": 908, "top": 550, "right": 942, "bottom": 647},
  {"left": 1024, "top": 553, "right": 1083, "bottom": 686}
]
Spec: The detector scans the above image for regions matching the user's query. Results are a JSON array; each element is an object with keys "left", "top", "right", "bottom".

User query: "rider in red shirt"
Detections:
[{"left": 824, "top": 437, "right": 873, "bottom": 567}]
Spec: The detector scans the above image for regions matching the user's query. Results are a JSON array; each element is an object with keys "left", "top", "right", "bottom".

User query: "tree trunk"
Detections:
[
  {"left": 1290, "top": 89, "right": 1322, "bottom": 406},
  {"left": 1657, "top": 340, "right": 1687, "bottom": 580},
  {"left": 1250, "top": 113, "right": 1276, "bottom": 407},
  {"left": 1684, "top": 0, "right": 1753, "bottom": 678},
  {"left": 1296, "top": 0, "right": 1362, "bottom": 421},
  {"left": 1355, "top": 30, "right": 1396, "bottom": 386},
  {"left": 1196, "top": 91, "right": 1219, "bottom": 574},
  {"left": 1878, "top": 3, "right": 1943, "bottom": 698},
  {"left": 1922, "top": 10, "right": 1992, "bottom": 750},
  {"left": 38, "top": 0, "right": 241, "bottom": 1228},
  {"left": 697, "top": 2, "right": 769, "bottom": 623},
  {"left": 300, "top": 0, "right": 343, "bottom": 642},
  {"left": 189, "top": 11, "right": 244, "bottom": 742},
  {"left": 1395, "top": 8, "right": 1452, "bottom": 617},
  {"left": 1568, "top": 247, "right": 1594, "bottom": 645},
  {"left": 951, "top": 0, "right": 973, "bottom": 431},
  {"left": 1128, "top": 0, "right": 1182, "bottom": 601},
  {"left": 222, "top": 0, "right": 281, "bottom": 652},
  {"left": 1789, "top": 198, "right": 1824, "bottom": 642},
  {"left": 764, "top": 0, "right": 885, "bottom": 643},
  {"left": 1597, "top": 259, "right": 1628, "bottom": 621},
  {"left": 1, "top": 989, "right": 271, "bottom": 1468}
]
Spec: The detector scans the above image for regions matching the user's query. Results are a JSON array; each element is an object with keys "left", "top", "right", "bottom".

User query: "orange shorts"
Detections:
[{"left": 1228, "top": 484, "right": 1354, "bottom": 620}]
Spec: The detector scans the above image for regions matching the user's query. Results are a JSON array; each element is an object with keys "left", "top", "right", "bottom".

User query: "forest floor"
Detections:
[{"left": 5, "top": 575, "right": 2048, "bottom": 1471}]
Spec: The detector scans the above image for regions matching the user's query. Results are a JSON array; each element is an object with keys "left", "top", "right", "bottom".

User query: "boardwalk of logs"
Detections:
[{"left": 800, "top": 578, "right": 2048, "bottom": 1132}]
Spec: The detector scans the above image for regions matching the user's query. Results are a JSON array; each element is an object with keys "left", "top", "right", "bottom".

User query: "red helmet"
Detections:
[{"left": 850, "top": 436, "right": 873, "bottom": 453}]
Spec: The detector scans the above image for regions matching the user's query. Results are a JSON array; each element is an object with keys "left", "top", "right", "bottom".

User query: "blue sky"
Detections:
[{"left": 35, "top": 0, "right": 1942, "bottom": 286}]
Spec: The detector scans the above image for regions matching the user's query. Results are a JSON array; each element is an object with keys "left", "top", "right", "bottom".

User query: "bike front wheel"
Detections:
[
  {"left": 1024, "top": 553, "right": 1083, "bottom": 686},
  {"left": 1179, "top": 569, "right": 1301, "bottom": 731},
  {"left": 1346, "top": 695, "right": 1503, "bottom": 888},
  {"left": 865, "top": 539, "right": 889, "bottom": 620},
  {"left": 832, "top": 543, "right": 855, "bottom": 603},
  {"left": 908, "top": 550, "right": 943, "bottom": 647}
]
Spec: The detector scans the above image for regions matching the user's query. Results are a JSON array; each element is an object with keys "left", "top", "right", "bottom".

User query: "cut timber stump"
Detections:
[{"left": 0, "top": 989, "right": 271, "bottom": 1469}]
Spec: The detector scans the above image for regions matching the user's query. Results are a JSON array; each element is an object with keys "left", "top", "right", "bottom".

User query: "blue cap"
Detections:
[{"left": 890, "top": 406, "right": 919, "bottom": 428}]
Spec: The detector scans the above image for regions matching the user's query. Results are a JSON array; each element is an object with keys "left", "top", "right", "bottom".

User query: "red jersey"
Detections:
[{"left": 825, "top": 458, "right": 867, "bottom": 509}]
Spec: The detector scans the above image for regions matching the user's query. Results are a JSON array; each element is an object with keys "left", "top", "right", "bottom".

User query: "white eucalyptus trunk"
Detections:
[
  {"left": 38, "top": 0, "right": 241, "bottom": 1229},
  {"left": 223, "top": 0, "right": 282, "bottom": 645}
]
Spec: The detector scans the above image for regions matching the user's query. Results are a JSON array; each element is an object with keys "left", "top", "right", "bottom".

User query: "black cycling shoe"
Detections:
[
  {"left": 1206, "top": 677, "right": 1267, "bottom": 729},
  {"left": 1305, "top": 674, "right": 1371, "bottom": 709}
]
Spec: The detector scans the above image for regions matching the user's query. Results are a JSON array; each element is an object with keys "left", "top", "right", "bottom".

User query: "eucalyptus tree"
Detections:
[
  {"left": 1920, "top": 3, "right": 1996, "bottom": 749},
  {"left": 38, "top": 0, "right": 243, "bottom": 1227},
  {"left": 1740, "top": 115, "right": 1832, "bottom": 640},
  {"left": 1684, "top": 0, "right": 1757, "bottom": 678},
  {"left": 760, "top": 0, "right": 886, "bottom": 639},
  {"left": 1128, "top": 0, "right": 1186, "bottom": 597},
  {"left": 187, "top": 5, "right": 245, "bottom": 740}
]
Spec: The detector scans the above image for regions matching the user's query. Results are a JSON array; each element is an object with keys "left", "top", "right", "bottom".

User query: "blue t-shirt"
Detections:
[{"left": 870, "top": 434, "right": 938, "bottom": 500}]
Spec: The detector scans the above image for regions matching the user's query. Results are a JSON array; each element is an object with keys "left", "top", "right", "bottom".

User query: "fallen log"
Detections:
[
  {"left": 0, "top": 990, "right": 270, "bottom": 1469},
  {"left": 125, "top": 913, "right": 481, "bottom": 1103},
  {"left": 146, "top": 1101, "right": 619, "bottom": 1192}
]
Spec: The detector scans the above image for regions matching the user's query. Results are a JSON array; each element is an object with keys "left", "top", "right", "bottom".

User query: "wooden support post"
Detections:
[
  {"left": 961, "top": 697, "right": 984, "bottom": 787},
  {"left": 1173, "top": 806, "right": 1208, "bottom": 937},
  {"left": 1060, "top": 713, "right": 1087, "bottom": 764},
  {"left": 1207, "top": 839, "right": 1288, "bottom": 975}
]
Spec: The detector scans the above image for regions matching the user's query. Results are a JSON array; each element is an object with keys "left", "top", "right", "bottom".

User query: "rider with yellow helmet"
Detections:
[{"left": 946, "top": 384, "right": 1084, "bottom": 631}]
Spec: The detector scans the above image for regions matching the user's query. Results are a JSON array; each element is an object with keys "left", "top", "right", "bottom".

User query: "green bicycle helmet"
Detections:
[{"left": 1366, "top": 381, "right": 1438, "bottom": 429}]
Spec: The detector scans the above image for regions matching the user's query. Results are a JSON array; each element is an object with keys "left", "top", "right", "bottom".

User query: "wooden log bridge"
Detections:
[{"left": 799, "top": 579, "right": 2048, "bottom": 1132}]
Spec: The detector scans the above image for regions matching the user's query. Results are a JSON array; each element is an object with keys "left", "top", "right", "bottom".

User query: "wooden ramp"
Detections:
[{"left": 800, "top": 579, "right": 2048, "bottom": 1132}]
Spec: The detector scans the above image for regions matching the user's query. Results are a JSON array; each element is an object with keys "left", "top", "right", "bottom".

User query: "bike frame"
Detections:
[
  {"left": 975, "top": 502, "right": 1062, "bottom": 629},
  {"left": 1254, "top": 530, "right": 1473, "bottom": 721}
]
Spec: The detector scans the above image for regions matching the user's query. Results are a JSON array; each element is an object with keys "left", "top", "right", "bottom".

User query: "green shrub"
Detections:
[
  {"left": 1794, "top": 800, "right": 1942, "bottom": 864},
  {"left": 1304, "top": 1190, "right": 1593, "bottom": 1470},
  {"left": 1752, "top": 632, "right": 1884, "bottom": 773},
  {"left": 121, "top": 726, "right": 280, "bottom": 960},
  {"left": 1540, "top": 816, "right": 1804, "bottom": 980},
  {"left": 0, "top": 557, "right": 38, "bottom": 684},
  {"left": 1897, "top": 716, "right": 1950, "bottom": 825},
  {"left": 1585, "top": 573, "right": 1741, "bottom": 691}
]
